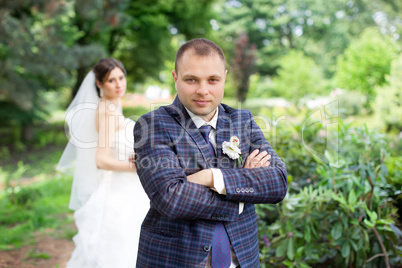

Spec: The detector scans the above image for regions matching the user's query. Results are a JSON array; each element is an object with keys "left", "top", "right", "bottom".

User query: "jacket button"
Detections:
[
  {"left": 250, "top": 188, "right": 254, "bottom": 193},
  {"left": 240, "top": 188, "right": 245, "bottom": 193},
  {"left": 235, "top": 187, "right": 241, "bottom": 193},
  {"left": 245, "top": 187, "right": 250, "bottom": 193},
  {"left": 204, "top": 245, "right": 211, "bottom": 252}
]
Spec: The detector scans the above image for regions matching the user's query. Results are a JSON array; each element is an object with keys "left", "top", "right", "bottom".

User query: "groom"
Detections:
[{"left": 134, "top": 38, "right": 287, "bottom": 267}]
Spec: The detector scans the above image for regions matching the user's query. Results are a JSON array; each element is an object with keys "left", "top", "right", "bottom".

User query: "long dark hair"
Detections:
[{"left": 92, "top": 58, "right": 127, "bottom": 98}]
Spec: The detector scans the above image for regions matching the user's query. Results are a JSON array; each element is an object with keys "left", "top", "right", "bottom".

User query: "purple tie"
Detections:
[{"left": 199, "top": 125, "right": 231, "bottom": 268}]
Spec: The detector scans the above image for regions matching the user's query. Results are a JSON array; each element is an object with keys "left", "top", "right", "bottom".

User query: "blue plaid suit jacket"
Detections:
[{"left": 134, "top": 97, "right": 287, "bottom": 267}]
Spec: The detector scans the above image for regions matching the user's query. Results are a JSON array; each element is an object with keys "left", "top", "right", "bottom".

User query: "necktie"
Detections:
[{"left": 199, "top": 125, "right": 231, "bottom": 268}]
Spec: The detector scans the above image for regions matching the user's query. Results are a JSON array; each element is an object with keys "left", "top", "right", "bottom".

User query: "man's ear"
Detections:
[
  {"left": 172, "top": 70, "right": 178, "bottom": 91},
  {"left": 172, "top": 70, "right": 178, "bottom": 82}
]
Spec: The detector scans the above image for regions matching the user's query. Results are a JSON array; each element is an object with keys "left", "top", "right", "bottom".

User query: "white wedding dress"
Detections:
[{"left": 66, "top": 118, "right": 149, "bottom": 268}]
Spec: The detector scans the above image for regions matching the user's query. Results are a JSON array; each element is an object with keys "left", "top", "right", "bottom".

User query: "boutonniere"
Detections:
[{"left": 222, "top": 136, "right": 243, "bottom": 167}]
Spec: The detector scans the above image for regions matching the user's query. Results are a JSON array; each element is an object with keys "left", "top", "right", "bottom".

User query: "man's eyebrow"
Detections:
[
  {"left": 181, "top": 73, "right": 223, "bottom": 79},
  {"left": 209, "top": 74, "right": 222, "bottom": 78},
  {"left": 181, "top": 74, "right": 200, "bottom": 80}
]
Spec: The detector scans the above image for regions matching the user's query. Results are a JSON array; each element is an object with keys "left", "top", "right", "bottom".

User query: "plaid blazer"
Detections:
[{"left": 134, "top": 97, "right": 287, "bottom": 268}]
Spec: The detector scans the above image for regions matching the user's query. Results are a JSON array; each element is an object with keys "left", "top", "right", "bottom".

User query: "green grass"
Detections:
[
  {"left": 0, "top": 146, "right": 65, "bottom": 179},
  {"left": 26, "top": 249, "right": 51, "bottom": 260},
  {"left": 0, "top": 143, "right": 74, "bottom": 251},
  {"left": 0, "top": 175, "right": 73, "bottom": 250}
]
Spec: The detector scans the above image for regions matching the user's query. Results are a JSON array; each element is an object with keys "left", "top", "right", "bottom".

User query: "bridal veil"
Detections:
[{"left": 57, "top": 71, "right": 100, "bottom": 210}]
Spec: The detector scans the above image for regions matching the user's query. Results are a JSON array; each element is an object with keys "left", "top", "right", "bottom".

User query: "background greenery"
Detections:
[{"left": 0, "top": 0, "right": 401, "bottom": 267}]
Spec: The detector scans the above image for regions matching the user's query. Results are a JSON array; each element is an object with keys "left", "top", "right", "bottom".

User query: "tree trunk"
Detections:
[
  {"left": 237, "top": 83, "right": 249, "bottom": 103},
  {"left": 22, "top": 120, "right": 34, "bottom": 142},
  {"left": 71, "top": 65, "right": 89, "bottom": 101}
]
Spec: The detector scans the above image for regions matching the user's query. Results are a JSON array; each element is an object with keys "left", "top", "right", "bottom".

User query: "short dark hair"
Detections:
[
  {"left": 175, "top": 38, "right": 226, "bottom": 74},
  {"left": 92, "top": 58, "right": 127, "bottom": 98}
]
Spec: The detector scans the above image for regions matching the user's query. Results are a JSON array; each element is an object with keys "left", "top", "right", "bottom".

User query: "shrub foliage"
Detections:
[{"left": 258, "top": 120, "right": 401, "bottom": 268}]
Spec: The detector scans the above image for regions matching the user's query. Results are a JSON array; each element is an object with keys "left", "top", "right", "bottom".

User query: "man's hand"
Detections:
[
  {"left": 187, "top": 149, "right": 271, "bottom": 187},
  {"left": 244, "top": 149, "right": 271, "bottom": 169}
]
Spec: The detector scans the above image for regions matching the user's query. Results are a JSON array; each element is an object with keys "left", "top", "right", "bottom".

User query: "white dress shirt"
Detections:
[{"left": 185, "top": 108, "right": 242, "bottom": 268}]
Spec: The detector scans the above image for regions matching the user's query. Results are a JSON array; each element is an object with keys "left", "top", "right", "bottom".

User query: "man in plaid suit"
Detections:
[{"left": 134, "top": 38, "right": 287, "bottom": 267}]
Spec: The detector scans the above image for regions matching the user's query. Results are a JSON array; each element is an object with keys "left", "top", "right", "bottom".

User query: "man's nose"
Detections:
[{"left": 196, "top": 81, "right": 208, "bottom": 95}]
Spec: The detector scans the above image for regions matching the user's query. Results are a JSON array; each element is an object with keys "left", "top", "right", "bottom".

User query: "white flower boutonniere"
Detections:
[{"left": 222, "top": 136, "right": 243, "bottom": 167}]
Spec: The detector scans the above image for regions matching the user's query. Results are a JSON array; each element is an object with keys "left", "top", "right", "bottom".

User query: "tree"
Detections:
[
  {"left": 334, "top": 28, "right": 397, "bottom": 111},
  {"left": 0, "top": 0, "right": 217, "bottom": 142},
  {"left": 0, "top": 0, "right": 79, "bottom": 140},
  {"left": 69, "top": 0, "right": 216, "bottom": 97},
  {"left": 116, "top": 0, "right": 215, "bottom": 86},
  {"left": 216, "top": 0, "right": 371, "bottom": 75},
  {"left": 215, "top": 0, "right": 402, "bottom": 79},
  {"left": 69, "top": 0, "right": 130, "bottom": 97},
  {"left": 272, "top": 50, "right": 324, "bottom": 106},
  {"left": 231, "top": 32, "right": 256, "bottom": 102},
  {"left": 375, "top": 54, "right": 402, "bottom": 131}
]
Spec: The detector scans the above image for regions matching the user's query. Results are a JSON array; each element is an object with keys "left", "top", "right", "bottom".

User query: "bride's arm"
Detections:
[{"left": 95, "top": 102, "right": 136, "bottom": 172}]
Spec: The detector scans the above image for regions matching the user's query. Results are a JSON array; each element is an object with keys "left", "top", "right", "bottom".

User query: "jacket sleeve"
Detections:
[
  {"left": 222, "top": 111, "right": 288, "bottom": 204},
  {"left": 134, "top": 111, "right": 239, "bottom": 222}
]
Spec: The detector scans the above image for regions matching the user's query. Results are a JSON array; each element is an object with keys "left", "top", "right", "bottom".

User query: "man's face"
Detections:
[{"left": 172, "top": 51, "right": 227, "bottom": 122}]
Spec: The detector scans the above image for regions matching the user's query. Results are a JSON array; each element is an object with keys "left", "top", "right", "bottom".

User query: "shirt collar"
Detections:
[{"left": 185, "top": 107, "right": 218, "bottom": 130}]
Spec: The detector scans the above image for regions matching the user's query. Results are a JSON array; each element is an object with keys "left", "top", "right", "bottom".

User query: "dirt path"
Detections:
[{"left": 0, "top": 228, "right": 75, "bottom": 268}]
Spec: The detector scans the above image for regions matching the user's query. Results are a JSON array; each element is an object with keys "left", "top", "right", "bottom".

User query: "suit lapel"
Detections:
[
  {"left": 165, "top": 97, "right": 236, "bottom": 168},
  {"left": 216, "top": 105, "right": 235, "bottom": 168},
  {"left": 165, "top": 97, "right": 212, "bottom": 166}
]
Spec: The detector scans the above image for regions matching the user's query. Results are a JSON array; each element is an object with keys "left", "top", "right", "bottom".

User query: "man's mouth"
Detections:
[{"left": 194, "top": 100, "right": 210, "bottom": 106}]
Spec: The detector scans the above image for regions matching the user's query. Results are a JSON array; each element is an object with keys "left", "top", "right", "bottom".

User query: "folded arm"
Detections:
[
  {"left": 223, "top": 112, "right": 288, "bottom": 204},
  {"left": 187, "top": 111, "right": 287, "bottom": 204},
  {"left": 134, "top": 111, "right": 239, "bottom": 221},
  {"left": 187, "top": 149, "right": 271, "bottom": 189}
]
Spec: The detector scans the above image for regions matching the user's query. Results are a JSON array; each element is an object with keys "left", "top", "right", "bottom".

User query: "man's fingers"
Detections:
[
  {"left": 245, "top": 150, "right": 272, "bottom": 168},
  {"left": 260, "top": 154, "right": 271, "bottom": 167},
  {"left": 245, "top": 149, "right": 259, "bottom": 166},
  {"left": 246, "top": 150, "right": 269, "bottom": 167},
  {"left": 253, "top": 151, "right": 268, "bottom": 162},
  {"left": 254, "top": 153, "right": 269, "bottom": 167},
  {"left": 248, "top": 149, "right": 260, "bottom": 160},
  {"left": 262, "top": 161, "right": 271, "bottom": 167},
  {"left": 251, "top": 151, "right": 268, "bottom": 167}
]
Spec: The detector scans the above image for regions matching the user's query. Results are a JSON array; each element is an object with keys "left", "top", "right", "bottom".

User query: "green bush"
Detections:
[
  {"left": 123, "top": 105, "right": 154, "bottom": 120},
  {"left": 8, "top": 186, "right": 42, "bottom": 207},
  {"left": 258, "top": 120, "right": 401, "bottom": 267},
  {"left": 247, "top": 74, "right": 275, "bottom": 99},
  {"left": 334, "top": 28, "right": 397, "bottom": 111},
  {"left": 272, "top": 50, "right": 327, "bottom": 106},
  {"left": 267, "top": 111, "right": 327, "bottom": 192},
  {"left": 375, "top": 54, "right": 402, "bottom": 132},
  {"left": 0, "top": 101, "right": 32, "bottom": 127},
  {"left": 336, "top": 91, "right": 367, "bottom": 116}
]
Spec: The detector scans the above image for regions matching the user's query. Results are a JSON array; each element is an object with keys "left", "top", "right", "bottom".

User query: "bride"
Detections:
[{"left": 57, "top": 58, "right": 149, "bottom": 267}]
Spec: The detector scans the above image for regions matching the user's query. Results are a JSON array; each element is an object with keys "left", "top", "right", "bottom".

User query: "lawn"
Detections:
[{"left": 0, "top": 145, "right": 75, "bottom": 251}]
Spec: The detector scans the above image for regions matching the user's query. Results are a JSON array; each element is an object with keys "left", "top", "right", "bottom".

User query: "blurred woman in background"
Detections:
[{"left": 57, "top": 58, "right": 149, "bottom": 267}]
